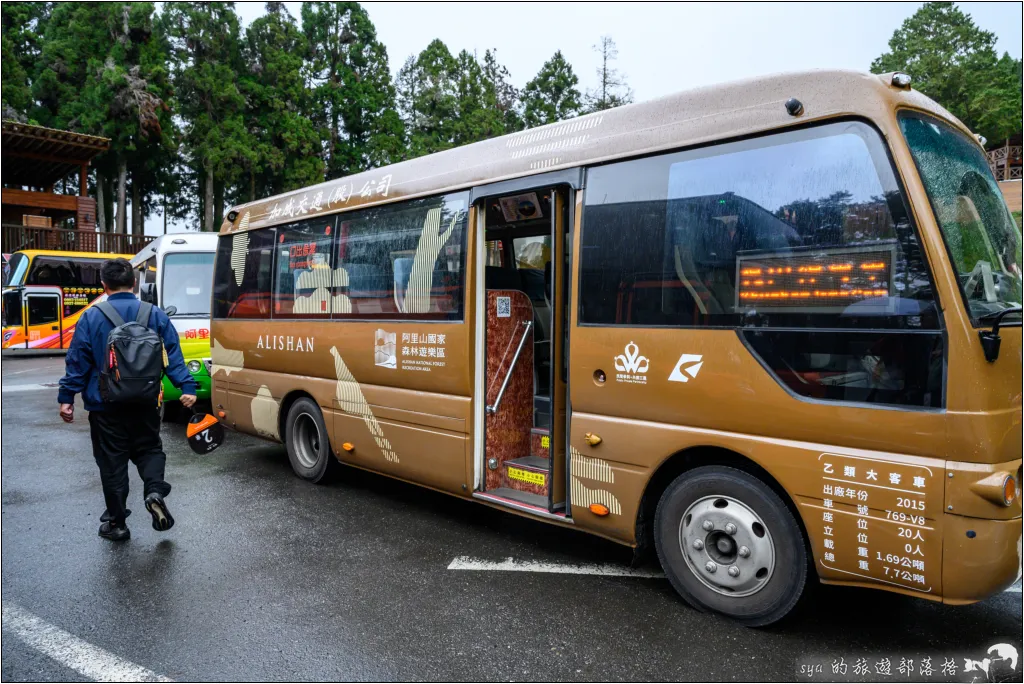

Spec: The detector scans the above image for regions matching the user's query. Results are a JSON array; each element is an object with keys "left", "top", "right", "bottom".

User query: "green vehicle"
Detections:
[{"left": 130, "top": 233, "right": 218, "bottom": 420}]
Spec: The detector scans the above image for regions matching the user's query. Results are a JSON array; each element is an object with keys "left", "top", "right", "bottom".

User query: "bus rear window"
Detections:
[{"left": 213, "top": 229, "right": 276, "bottom": 319}]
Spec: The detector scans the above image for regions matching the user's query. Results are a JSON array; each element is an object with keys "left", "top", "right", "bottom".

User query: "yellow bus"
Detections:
[
  {"left": 2, "top": 250, "right": 134, "bottom": 350},
  {"left": 211, "top": 70, "right": 1022, "bottom": 625}
]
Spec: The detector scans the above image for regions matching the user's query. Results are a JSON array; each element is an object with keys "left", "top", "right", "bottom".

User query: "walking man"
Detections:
[{"left": 58, "top": 258, "right": 197, "bottom": 541}]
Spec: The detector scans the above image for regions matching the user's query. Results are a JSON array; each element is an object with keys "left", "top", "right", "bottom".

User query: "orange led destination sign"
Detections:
[{"left": 735, "top": 244, "right": 896, "bottom": 313}]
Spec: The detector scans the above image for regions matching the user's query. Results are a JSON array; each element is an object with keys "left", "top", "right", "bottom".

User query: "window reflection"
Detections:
[
  {"left": 580, "top": 121, "right": 938, "bottom": 329},
  {"left": 579, "top": 120, "right": 945, "bottom": 408}
]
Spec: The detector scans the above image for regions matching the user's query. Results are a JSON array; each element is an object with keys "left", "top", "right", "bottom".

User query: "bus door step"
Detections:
[
  {"left": 483, "top": 487, "right": 548, "bottom": 510},
  {"left": 501, "top": 455, "right": 550, "bottom": 498}
]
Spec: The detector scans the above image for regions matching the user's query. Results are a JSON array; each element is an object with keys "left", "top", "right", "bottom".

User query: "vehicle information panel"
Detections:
[{"left": 807, "top": 453, "right": 941, "bottom": 593}]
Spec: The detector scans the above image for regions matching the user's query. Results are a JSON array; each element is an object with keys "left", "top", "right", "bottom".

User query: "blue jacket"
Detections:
[{"left": 58, "top": 292, "right": 197, "bottom": 411}]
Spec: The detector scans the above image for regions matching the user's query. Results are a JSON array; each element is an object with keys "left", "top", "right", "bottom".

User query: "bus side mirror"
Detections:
[{"left": 140, "top": 282, "right": 157, "bottom": 305}]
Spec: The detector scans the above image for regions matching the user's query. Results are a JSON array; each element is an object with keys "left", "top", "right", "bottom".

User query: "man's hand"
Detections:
[
  {"left": 180, "top": 394, "right": 197, "bottom": 408},
  {"left": 59, "top": 403, "right": 75, "bottom": 423}
]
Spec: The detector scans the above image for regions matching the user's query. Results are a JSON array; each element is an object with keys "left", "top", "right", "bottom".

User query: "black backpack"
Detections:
[{"left": 96, "top": 300, "right": 165, "bottom": 404}]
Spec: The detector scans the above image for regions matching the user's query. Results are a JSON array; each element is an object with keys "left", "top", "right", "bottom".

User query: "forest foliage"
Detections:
[
  {"left": 2, "top": 1, "right": 1018, "bottom": 233},
  {"left": 1, "top": 1, "right": 633, "bottom": 232}
]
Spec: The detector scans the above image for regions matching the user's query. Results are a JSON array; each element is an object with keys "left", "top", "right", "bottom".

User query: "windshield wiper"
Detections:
[{"left": 977, "top": 306, "right": 1022, "bottom": 323}]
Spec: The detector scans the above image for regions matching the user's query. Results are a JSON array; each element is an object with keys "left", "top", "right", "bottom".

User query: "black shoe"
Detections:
[
  {"left": 144, "top": 493, "right": 174, "bottom": 532},
  {"left": 98, "top": 521, "right": 130, "bottom": 542}
]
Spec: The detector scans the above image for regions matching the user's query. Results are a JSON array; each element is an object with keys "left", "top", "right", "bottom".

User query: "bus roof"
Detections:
[
  {"left": 11, "top": 249, "right": 134, "bottom": 260},
  {"left": 221, "top": 69, "right": 969, "bottom": 236},
  {"left": 129, "top": 232, "right": 219, "bottom": 267}
]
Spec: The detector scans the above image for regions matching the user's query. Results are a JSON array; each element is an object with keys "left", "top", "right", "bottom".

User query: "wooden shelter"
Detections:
[{"left": 1, "top": 120, "right": 119, "bottom": 252}]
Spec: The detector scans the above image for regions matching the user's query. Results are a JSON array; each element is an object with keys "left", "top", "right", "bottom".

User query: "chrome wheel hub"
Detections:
[
  {"left": 293, "top": 413, "right": 321, "bottom": 469},
  {"left": 678, "top": 495, "right": 775, "bottom": 597}
]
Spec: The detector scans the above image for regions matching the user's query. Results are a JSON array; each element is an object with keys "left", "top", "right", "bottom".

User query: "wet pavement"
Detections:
[{"left": 2, "top": 355, "right": 1021, "bottom": 682}]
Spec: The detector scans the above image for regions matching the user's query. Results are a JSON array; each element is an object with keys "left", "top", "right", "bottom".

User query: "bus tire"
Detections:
[
  {"left": 654, "top": 465, "right": 807, "bottom": 627},
  {"left": 284, "top": 398, "right": 335, "bottom": 484}
]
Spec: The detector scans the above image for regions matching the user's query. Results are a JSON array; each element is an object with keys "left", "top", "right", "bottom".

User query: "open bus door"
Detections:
[{"left": 472, "top": 174, "right": 577, "bottom": 519}]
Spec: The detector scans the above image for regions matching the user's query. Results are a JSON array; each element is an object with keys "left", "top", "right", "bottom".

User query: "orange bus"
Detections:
[
  {"left": 210, "top": 70, "right": 1022, "bottom": 625},
  {"left": 2, "top": 250, "right": 133, "bottom": 350}
]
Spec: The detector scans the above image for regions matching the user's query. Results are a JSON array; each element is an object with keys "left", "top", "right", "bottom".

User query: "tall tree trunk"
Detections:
[
  {"left": 203, "top": 165, "right": 214, "bottom": 232},
  {"left": 250, "top": 168, "right": 256, "bottom": 202},
  {"left": 116, "top": 159, "right": 128, "bottom": 234},
  {"left": 213, "top": 179, "right": 224, "bottom": 230},
  {"left": 163, "top": 198, "right": 168, "bottom": 235},
  {"left": 131, "top": 171, "right": 142, "bottom": 237},
  {"left": 103, "top": 174, "right": 115, "bottom": 231},
  {"left": 96, "top": 172, "right": 107, "bottom": 233}
]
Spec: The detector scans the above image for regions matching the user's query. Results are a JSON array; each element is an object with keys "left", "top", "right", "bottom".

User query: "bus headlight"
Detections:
[{"left": 187, "top": 360, "right": 202, "bottom": 374}]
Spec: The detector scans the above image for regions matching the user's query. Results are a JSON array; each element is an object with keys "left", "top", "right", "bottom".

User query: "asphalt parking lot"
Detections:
[{"left": 2, "top": 355, "right": 1021, "bottom": 682}]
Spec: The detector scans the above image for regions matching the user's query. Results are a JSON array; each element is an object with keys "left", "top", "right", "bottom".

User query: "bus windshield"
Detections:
[
  {"left": 162, "top": 252, "right": 215, "bottom": 316},
  {"left": 7, "top": 253, "right": 29, "bottom": 286},
  {"left": 899, "top": 114, "right": 1023, "bottom": 322}
]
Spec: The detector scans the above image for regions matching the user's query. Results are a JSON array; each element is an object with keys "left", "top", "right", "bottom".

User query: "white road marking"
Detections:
[
  {"left": 1, "top": 383, "right": 56, "bottom": 392},
  {"left": 4, "top": 365, "right": 60, "bottom": 376},
  {"left": 1, "top": 603, "right": 173, "bottom": 682},
  {"left": 447, "top": 556, "right": 665, "bottom": 578}
]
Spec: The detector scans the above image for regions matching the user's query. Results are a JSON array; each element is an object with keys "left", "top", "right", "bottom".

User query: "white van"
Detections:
[{"left": 130, "top": 233, "right": 219, "bottom": 418}]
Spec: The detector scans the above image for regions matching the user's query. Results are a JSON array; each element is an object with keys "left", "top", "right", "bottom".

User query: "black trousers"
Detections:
[{"left": 88, "top": 405, "right": 171, "bottom": 525}]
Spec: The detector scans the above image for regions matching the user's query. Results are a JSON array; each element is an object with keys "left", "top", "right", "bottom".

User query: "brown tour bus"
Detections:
[{"left": 210, "top": 69, "right": 1022, "bottom": 626}]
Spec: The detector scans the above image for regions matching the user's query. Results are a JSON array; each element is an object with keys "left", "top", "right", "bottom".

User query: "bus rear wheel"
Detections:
[
  {"left": 654, "top": 465, "right": 807, "bottom": 627},
  {"left": 284, "top": 398, "right": 335, "bottom": 484}
]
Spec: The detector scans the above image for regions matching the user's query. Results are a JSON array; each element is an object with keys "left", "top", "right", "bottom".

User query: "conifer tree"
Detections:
[
  {"left": 242, "top": 2, "right": 323, "bottom": 199},
  {"left": 521, "top": 51, "right": 582, "bottom": 128},
  {"left": 395, "top": 38, "right": 459, "bottom": 157},
  {"left": 584, "top": 36, "right": 633, "bottom": 113},
  {"left": 302, "top": 1, "right": 404, "bottom": 177},
  {"left": 872, "top": 2, "right": 1022, "bottom": 143},
  {"left": 1, "top": 2, "right": 49, "bottom": 119},
  {"left": 481, "top": 48, "right": 522, "bottom": 133},
  {"left": 160, "top": 2, "right": 247, "bottom": 231}
]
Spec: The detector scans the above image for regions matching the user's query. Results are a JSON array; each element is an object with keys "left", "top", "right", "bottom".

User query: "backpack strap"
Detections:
[
  {"left": 96, "top": 301, "right": 126, "bottom": 327},
  {"left": 135, "top": 301, "right": 153, "bottom": 329}
]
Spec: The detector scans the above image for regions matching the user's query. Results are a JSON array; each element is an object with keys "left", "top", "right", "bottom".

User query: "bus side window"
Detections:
[
  {"left": 332, "top": 192, "right": 469, "bottom": 321},
  {"left": 579, "top": 121, "right": 944, "bottom": 409},
  {"left": 272, "top": 218, "right": 335, "bottom": 318},
  {"left": 213, "top": 228, "right": 276, "bottom": 319}
]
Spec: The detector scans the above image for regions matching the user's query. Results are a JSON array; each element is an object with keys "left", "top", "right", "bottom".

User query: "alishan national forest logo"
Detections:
[{"left": 614, "top": 341, "right": 649, "bottom": 384}]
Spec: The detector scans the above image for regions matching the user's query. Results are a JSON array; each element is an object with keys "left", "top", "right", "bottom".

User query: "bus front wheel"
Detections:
[
  {"left": 654, "top": 465, "right": 807, "bottom": 627},
  {"left": 284, "top": 398, "right": 335, "bottom": 484}
]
